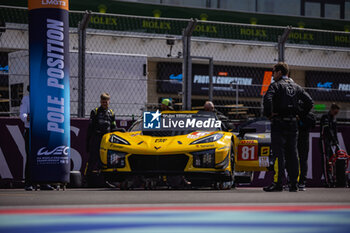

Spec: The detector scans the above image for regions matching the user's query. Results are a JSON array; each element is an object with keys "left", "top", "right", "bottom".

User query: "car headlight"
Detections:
[
  {"left": 109, "top": 134, "right": 130, "bottom": 145},
  {"left": 192, "top": 149, "right": 215, "bottom": 168},
  {"left": 190, "top": 133, "right": 223, "bottom": 145},
  {"left": 107, "top": 150, "right": 127, "bottom": 168}
]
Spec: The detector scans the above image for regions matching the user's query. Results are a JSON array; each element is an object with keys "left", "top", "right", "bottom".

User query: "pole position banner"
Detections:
[{"left": 28, "top": 0, "right": 70, "bottom": 183}]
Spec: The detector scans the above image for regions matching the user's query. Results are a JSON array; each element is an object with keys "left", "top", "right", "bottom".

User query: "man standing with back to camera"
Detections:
[{"left": 263, "top": 62, "right": 313, "bottom": 192}]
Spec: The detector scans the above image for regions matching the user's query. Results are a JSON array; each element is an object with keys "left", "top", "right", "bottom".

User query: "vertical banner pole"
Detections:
[
  {"left": 182, "top": 19, "right": 197, "bottom": 110},
  {"left": 28, "top": 0, "right": 70, "bottom": 184},
  {"left": 208, "top": 57, "right": 213, "bottom": 102}
]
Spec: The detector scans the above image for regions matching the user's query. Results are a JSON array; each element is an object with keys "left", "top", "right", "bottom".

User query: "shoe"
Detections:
[
  {"left": 289, "top": 184, "right": 298, "bottom": 192},
  {"left": 324, "top": 182, "right": 335, "bottom": 188},
  {"left": 182, "top": 177, "right": 191, "bottom": 186},
  {"left": 25, "top": 185, "right": 33, "bottom": 191},
  {"left": 105, "top": 181, "right": 117, "bottom": 188},
  {"left": 40, "top": 184, "right": 54, "bottom": 190},
  {"left": 298, "top": 183, "right": 306, "bottom": 191},
  {"left": 263, "top": 182, "right": 283, "bottom": 192}
]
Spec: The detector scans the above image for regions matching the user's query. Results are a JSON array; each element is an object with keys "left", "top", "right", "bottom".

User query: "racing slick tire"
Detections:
[{"left": 234, "top": 171, "right": 253, "bottom": 184}]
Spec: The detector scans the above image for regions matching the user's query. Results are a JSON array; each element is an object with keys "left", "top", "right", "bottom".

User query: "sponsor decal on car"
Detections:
[
  {"left": 155, "top": 139, "right": 167, "bottom": 143},
  {"left": 259, "top": 157, "right": 270, "bottom": 167},
  {"left": 187, "top": 131, "right": 210, "bottom": 139},
  {"left": 237, "top": 144, "right": 258, "bottom": 161},
  {"left": 199, "top": 144, "right": 215, "bottom": 148},
  {"left": 239, "top": 140, "right": 258, "bottom": 145},
  {"left": 237, "top": 140, "right": 258, "bottom": 161},
  {"left": 260, "top": 146, "right": 270, "bottom": 156}
]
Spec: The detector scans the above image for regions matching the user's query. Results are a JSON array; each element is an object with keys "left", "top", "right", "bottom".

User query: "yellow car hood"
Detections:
[{"left": 101, "top": 130, "right": 230, "bottom": 155}]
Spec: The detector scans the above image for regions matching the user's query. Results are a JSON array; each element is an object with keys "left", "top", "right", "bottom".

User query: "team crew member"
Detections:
[
  {"left": 204, "top": 101, "right": 229, "bottom": 131},
  {"left": 263, "top": 62, "right": 313, "bottom": 192},
  {"left": 85, "top": 93, "right": 117, "bottom": 186},
  {"left": 20, "top": 85, "right": 54, "bottom": 191},
  {"left": 160, "top": 98, "right": 174, "bottom": 111},
  {"left": 20, "top": 86, "right": 32, "bottom": 191},
  {"left": 297, "top": 112, "right": 316, "bottom": 191},
  {"left": 320, "top": 103, "right": 340, "bottom": 187},
  {"left": 270, "top": 78, "right": 315, "bottom": 191},
  {"left": 204, "top": 101, "right": 215, "bottom": 112}
]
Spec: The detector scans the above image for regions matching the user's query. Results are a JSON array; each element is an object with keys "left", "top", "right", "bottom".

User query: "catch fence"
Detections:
[{"left": 0, "top": 6, "right": 349, "bottom": 120}]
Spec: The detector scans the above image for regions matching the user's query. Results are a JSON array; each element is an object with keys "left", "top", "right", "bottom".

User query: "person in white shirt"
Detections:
[
  {"left": 19, "top": 85, "right": 53, "bottom": 191},
  {"left": 19, "top": 85, "right": 32, "bottom": 191}
]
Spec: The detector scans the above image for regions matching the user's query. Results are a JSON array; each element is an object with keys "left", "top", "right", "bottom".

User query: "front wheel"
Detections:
[{"left": 213, "top": 181, "right": 233, "bottom": 190}]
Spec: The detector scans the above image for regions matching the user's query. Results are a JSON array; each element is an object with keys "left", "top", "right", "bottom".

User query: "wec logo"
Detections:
[
  {"left": 38, "top": 146, "right": 69, "bottom": 156},
  {"left": 317, "top": 82, "right": 333, "bottom": 89},
  {"left": 42, "top": 0, "right": 66, "bottom": 6},
  {"left": 143, "top": 110, "right": 161, "bottom": 129}
]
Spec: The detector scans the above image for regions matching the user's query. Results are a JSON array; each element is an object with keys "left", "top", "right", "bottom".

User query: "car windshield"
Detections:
[
  {"left": 129, "top": 120, "right": 143, "bottom": 132},
  {"left": 129, "top": 111, "right": 222, "bottom": 136},
  {"left": 238, "top": 118, "right": 271, "bottom": 134}
]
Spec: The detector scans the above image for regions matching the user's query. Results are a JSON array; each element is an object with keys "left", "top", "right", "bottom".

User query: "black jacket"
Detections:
[
  {"left": 299, "top": 112, "right": 316, "bottom": 131},
  {"left": 263, "top": 78, "right": 313, "bottom": 118},
  {"left": 86, "top": 106, "right": 117, "bottom": 147},
  {"left": 320, "top": 112, "right": 338, "bottom": 145}
]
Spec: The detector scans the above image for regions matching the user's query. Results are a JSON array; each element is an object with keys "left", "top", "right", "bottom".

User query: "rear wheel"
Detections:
[{"left": 234, "top": 172, "right": 253, "bottom": 184}]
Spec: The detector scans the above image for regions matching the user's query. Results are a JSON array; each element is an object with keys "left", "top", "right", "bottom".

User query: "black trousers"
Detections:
[
  {"left": 271, "top": 120, "right": 299, "bottom": 185},
  {"left": 24, "top": 128, "right": 32, "bottom": 186},
  {"left": 320, "top": 139, "right": 334, "bottom": 185},
  {"left": 86, "top": 134, "right": 103, "bottom": 175},
  {"left": 297, "top": 129, "right": 309, "bottom": 184}
]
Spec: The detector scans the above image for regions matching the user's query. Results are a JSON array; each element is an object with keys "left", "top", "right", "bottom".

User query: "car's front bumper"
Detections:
[{"left": 102, "top": 170, "right": 232, "bottom": 182}]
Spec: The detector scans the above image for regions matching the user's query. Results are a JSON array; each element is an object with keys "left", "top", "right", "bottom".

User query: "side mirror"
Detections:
[{"left": 238, "top": 127, "right": 256, "bottom": 138}]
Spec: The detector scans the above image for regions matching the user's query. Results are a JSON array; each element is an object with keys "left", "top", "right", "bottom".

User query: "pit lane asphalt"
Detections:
[{"left": 0, "top": 188, "right": 349, "bottom": 206}]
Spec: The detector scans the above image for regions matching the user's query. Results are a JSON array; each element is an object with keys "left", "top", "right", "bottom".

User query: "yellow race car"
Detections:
[
  {"left": 99, "top": 111, "right": 272, "bottom": 189},
  {"left": 232, "top": 118, "right": 272, "bottom": 183},
  {"left": 99, "top": 110, "right": 234, "bottom": 189}
]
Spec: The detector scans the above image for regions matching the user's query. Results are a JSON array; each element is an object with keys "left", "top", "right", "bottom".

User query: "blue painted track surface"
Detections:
[{"left": 1, "top": 205, "right": 350, "bottom": 233}]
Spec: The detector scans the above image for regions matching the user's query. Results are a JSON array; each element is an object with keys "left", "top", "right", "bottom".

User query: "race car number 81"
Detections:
[{"left": 238, "top": 145, "right": 258, "bottom": 161}]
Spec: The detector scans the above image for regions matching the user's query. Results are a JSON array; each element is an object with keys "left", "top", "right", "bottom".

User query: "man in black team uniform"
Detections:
[
  {"left": 85, "top": 93, "right": 117, "bottom": 186},
  {"left": 297, "top": 111, "right": 316, "bottom": 191},
  {"left": 320, "top": 103, "right": 340, "bottom": 187},
  {"left": 263, "top": 62, "right": 313, "bottom": 192}
]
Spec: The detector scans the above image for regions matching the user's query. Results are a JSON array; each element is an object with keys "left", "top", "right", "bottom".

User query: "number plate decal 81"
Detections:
[{"left": 237, "top": 144, "right": 258, "bottom": 161}]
